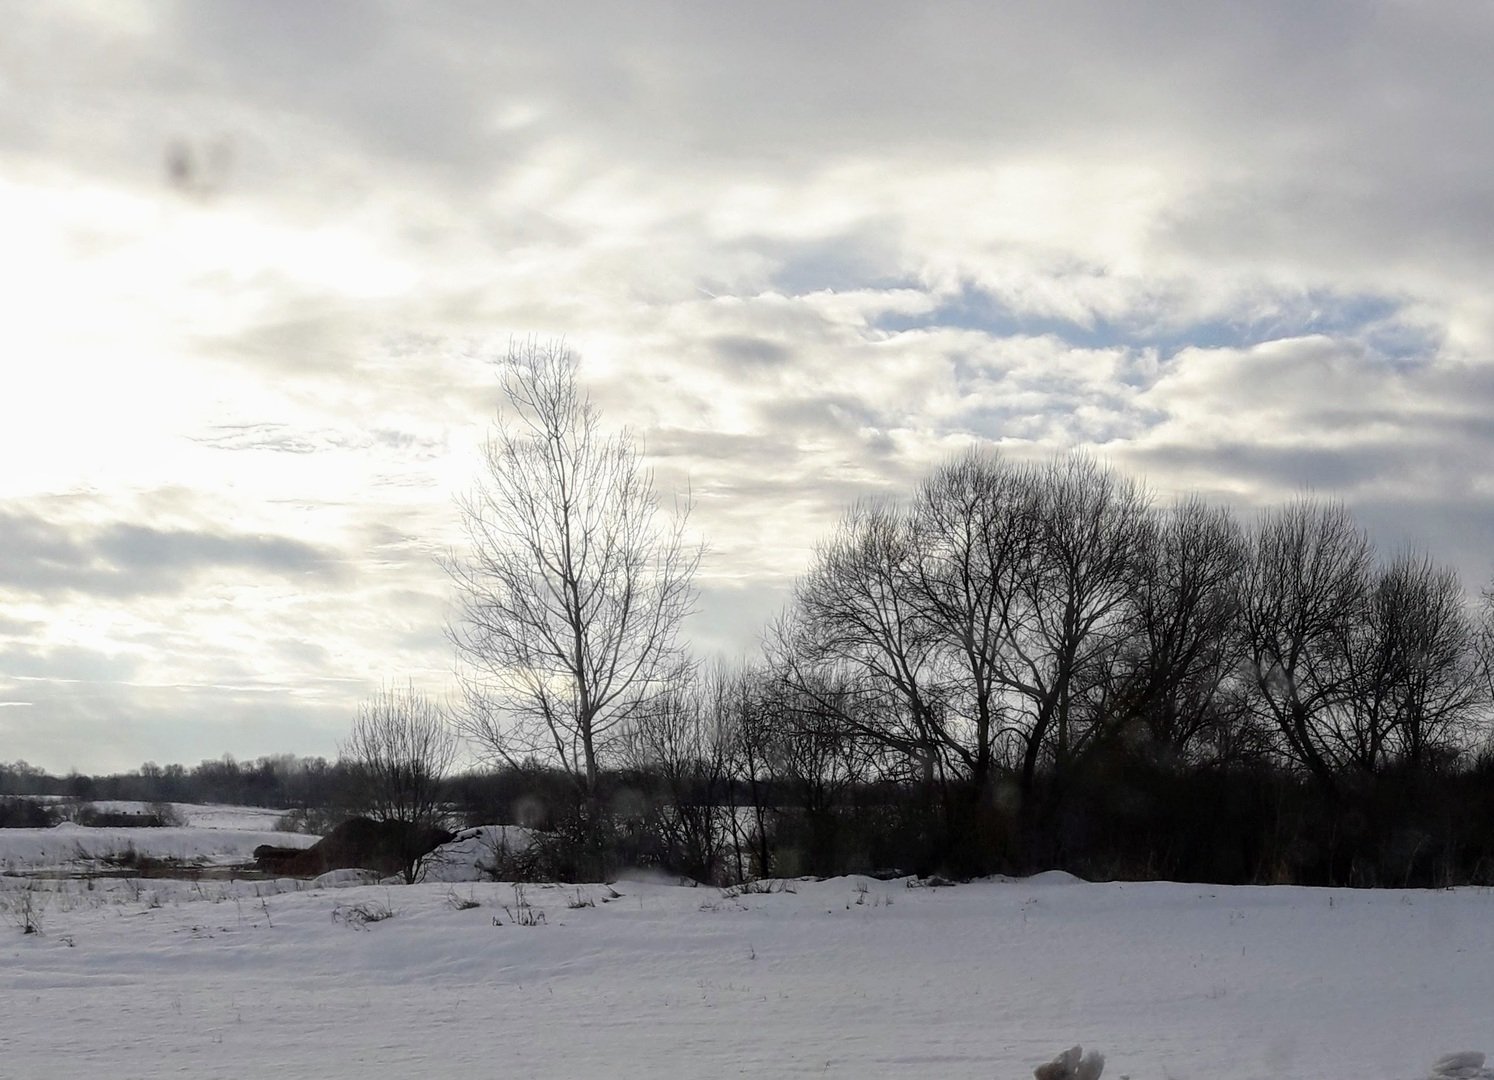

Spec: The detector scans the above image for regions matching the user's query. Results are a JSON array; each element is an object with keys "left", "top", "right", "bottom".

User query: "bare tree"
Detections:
[
  {"left": 1241, "top": 498, "right": 1372, "bottom": 793},
  {"left": 907, "top": 450, "right": 1041, "bottom": 802},
  {"left": 784, "top": 452, "right": 1148, "bottom": 868},
  {"left": 340, "top": 683, "right": 459, "bottom": 883},
  {"left": 723, "top": 665, "right": 782, "bottom": 880},
  {"left": 622, "top": 667, "right": 737, "bottom": 884},
  {"left": 782, "top": 503, "right": 953, "bottom": 793},
  {"left": 759, "top": 663, "right": 875, "bottom": 877},
  {"left": 1111, "top": 496, "right": 1252, "bottom": 766},
  {"left": 446, "top": 341, "right": 700, "bottom": 804},
  {"left": 1477, "top": 580, "right": 1494, "bottom": 723},
  {"left": 1341, "top": 552, "right": 1482, "bottom": 771},
  {"left": 1002, "top": 453, "right": 1151, "bottom": 793},
  {"left": 788, "top": 507, "right": 927, "bottom": 759}
]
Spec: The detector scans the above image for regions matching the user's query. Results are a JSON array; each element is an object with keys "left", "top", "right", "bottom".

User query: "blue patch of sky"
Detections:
[{"left": 867, "top": 285, "right": 1433, "bottom": 363}]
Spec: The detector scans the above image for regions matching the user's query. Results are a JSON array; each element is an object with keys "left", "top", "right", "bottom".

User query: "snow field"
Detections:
[
  {"left": 0, "top": 821, "right": 317, "bottom": 876},
  {"left": 17, "top": 799, "right": 291, "bottom": 832},
  {"left": 3, "top": 870, "right": 1491, "bottom": 1079}
]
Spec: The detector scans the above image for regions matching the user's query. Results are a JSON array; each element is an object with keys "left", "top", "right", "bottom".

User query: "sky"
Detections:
[{"left": 3, "top": 1, "right": 1493, "bottom": 773}]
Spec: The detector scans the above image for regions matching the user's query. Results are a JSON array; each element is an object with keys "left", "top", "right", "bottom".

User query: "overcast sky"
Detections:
[{"left": 3, "top": 1, "right": 1493, "bottom": 773}]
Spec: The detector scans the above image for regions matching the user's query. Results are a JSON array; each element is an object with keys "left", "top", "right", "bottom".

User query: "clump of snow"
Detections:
[
  {"left": 1034, "top": 1045, "right": 1104, "bottom": 1080},
  {"left": 311, "top": 868, "right": 382, "bottom": 889},
  {"left": 1430, "top": 1051, "right": 1493, "bottom": 1079},
  {"left": 417, "top": 824, "right": 534, "bottom": 883}
]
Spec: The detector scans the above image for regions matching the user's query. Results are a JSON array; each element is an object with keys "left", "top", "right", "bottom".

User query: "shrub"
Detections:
[
  {"left": 276, "top": 806, "right": 345, "bottom": 835},
  {"left": 0, "top": 797, "right": 57, "bottom": 829},
  {"left": 148, "top": 801, "right": 186, "bottom": 827},
  {"left": 331, "top": 895, "right": 397, "bottom": 929},
  {"left": 3, "top": 885, "right": 49, "bottom": 935}
]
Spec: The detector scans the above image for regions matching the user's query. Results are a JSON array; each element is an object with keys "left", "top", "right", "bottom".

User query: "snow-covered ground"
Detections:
[
  {"left": 420, "top": 823, "right": 534, "bottom": 882},
  {"left": 0, "top": 803, "right": 315, "bottom": 876},
  {"left": 169, "top": 802, "right": 292, "bottom": 832},
  {"left": 2, "top": 864, "right": 1491, "bottom": 1079},
  {"left": 22, "top": 798, "right": 291, "bottom": 831}
]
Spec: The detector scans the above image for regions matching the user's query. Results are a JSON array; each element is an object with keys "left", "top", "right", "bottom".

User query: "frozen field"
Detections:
[
  {"left": 2, "top": 863, "right": 1491, "bottom": 1079},
  {"left": 0, "top": 802, "right": 315, "bottom": 877}
]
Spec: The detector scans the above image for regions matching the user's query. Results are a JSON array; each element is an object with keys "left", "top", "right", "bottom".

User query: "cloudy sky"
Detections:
[{"left": 3, "top": 2, "right": 1493, "bottom": 773}]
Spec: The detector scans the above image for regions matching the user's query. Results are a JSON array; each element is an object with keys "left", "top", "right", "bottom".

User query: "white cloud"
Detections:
[{"left": 3, "top": 1, "right": 1493, "bottom": 770}]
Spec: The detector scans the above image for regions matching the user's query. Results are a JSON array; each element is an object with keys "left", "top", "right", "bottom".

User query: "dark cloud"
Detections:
[
  {"left": 0, "top": 642, "right": 142, "bottom": 686},
  {"left": 165, "top": 2, "right": 540, "bottom": 175},
  {"left": 1115, "top": 439, "right": 1494, "bottom": 594},
  {"left": 1125, "top": 440, "right": 1412, "bottom": 498},
  {"left": 711, "top": 334, "right": 792, "bottom": 370},
  {"left": 98, "top": 524, "right": 337, "bottom": 583},
  {"left": 755, "top": 394, "right": 888, "bottom": 439},
  {"left": 0, "top": 506, "right": 346, "bottom": 599},
  {"left": 0, "top": 614, "right": 41, "bottom": 639},
  {"left": 647, "top": 428, "right": 787, "bottom": 464}
]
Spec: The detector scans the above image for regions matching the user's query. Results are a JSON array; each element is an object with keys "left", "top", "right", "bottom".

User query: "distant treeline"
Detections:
[
  {"left": 8, "top": 748, "right": 1494, "bottom": 887},
  {"left": 0, "top": 755, "right": 356, "bottom": 812}
]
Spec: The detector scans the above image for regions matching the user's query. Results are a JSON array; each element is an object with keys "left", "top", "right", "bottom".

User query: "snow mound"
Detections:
[
  {"left": 1026, "top": 870, "right": 1086, "bottom": 886},
  {"left": 1034, "top": 1044, "right": 1104, "bottom": 1080},
  {"left": 311, "top": 868, "right": 382, "bottom": 889},
  {"left": 1429, "top": 1052, "right": 1492, "bottom": 1079},
  {"left": 419, "top": 824, "right": 535, "bottom": 883}
]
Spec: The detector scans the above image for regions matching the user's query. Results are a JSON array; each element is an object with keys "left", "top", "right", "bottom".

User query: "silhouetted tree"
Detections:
[
  {"left": 1242, "top": 499, "right": 1372, "bottom": 794},
  {"left": 1110, "top": 496, "right": 1252, "bottom": 766},
  {"left": 1007, "top": 454, "right": 1150, "bottom": 791},
  {"left": 446, "top": 341, "right": 700, "bottom": 805},
  {"left": 341, "top": 683, "right": 459, "bottom": 882},
  {"left": 622, "top": 667, "right": 737, "bottom": 883},
  {"left": 1342, "top": 553, "right": 1481, "bottom": 771}
]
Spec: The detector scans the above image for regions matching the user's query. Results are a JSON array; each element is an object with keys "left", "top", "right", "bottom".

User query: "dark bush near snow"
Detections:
[
  {"left": 73, "top": 803, "right": 183, "bottom": 828},
  {"left": 254, "top": 816, "right": 454, "bottom": 880},
  {"left": 0, "top": 797, "right": 57, "bottom": 829}
]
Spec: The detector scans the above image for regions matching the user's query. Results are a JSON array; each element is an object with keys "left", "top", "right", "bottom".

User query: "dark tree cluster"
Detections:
[
  {"left": 481, "top": 449, "right": 1494, "bottom": 887},
  {"left": 0, "top": 754, "right": 359, "bottom": 818}
]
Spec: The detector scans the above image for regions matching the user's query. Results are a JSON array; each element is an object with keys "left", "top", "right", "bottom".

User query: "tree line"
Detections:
[
  {"left": 0, "top": 755, "right": 355, "bottom": 815},
  {"left": 439, "top": 343, "right": 1494, "bottom": 887}
]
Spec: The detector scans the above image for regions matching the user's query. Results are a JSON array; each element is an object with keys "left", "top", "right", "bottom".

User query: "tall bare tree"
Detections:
[
  {"left": 340, "top": 683, "right": 459, "bottom": 883},
  {"left": 1004, "top": 453, "right": 1151, "bottom": 792},
  {"left": 785, "top": 502, "right": 950, "bottom": 784},
  {"left": 907, "top": 450, "right": 1041, "bottom": 801},
  {"left": 1477, "top": 579, "right": 1494, "bottom": 720},
  {"left": 1241, "top": 498, "right": 1372, "bottom": 793},
  {"left": 446, "top": 341, "right": 700, "bottom": 802},
  {"left": 1341, "top": 552, "right": 1481, "bottom": 771},
  {"left": 1111, "top": 496, "right": 1251, "bottom": 766}
]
